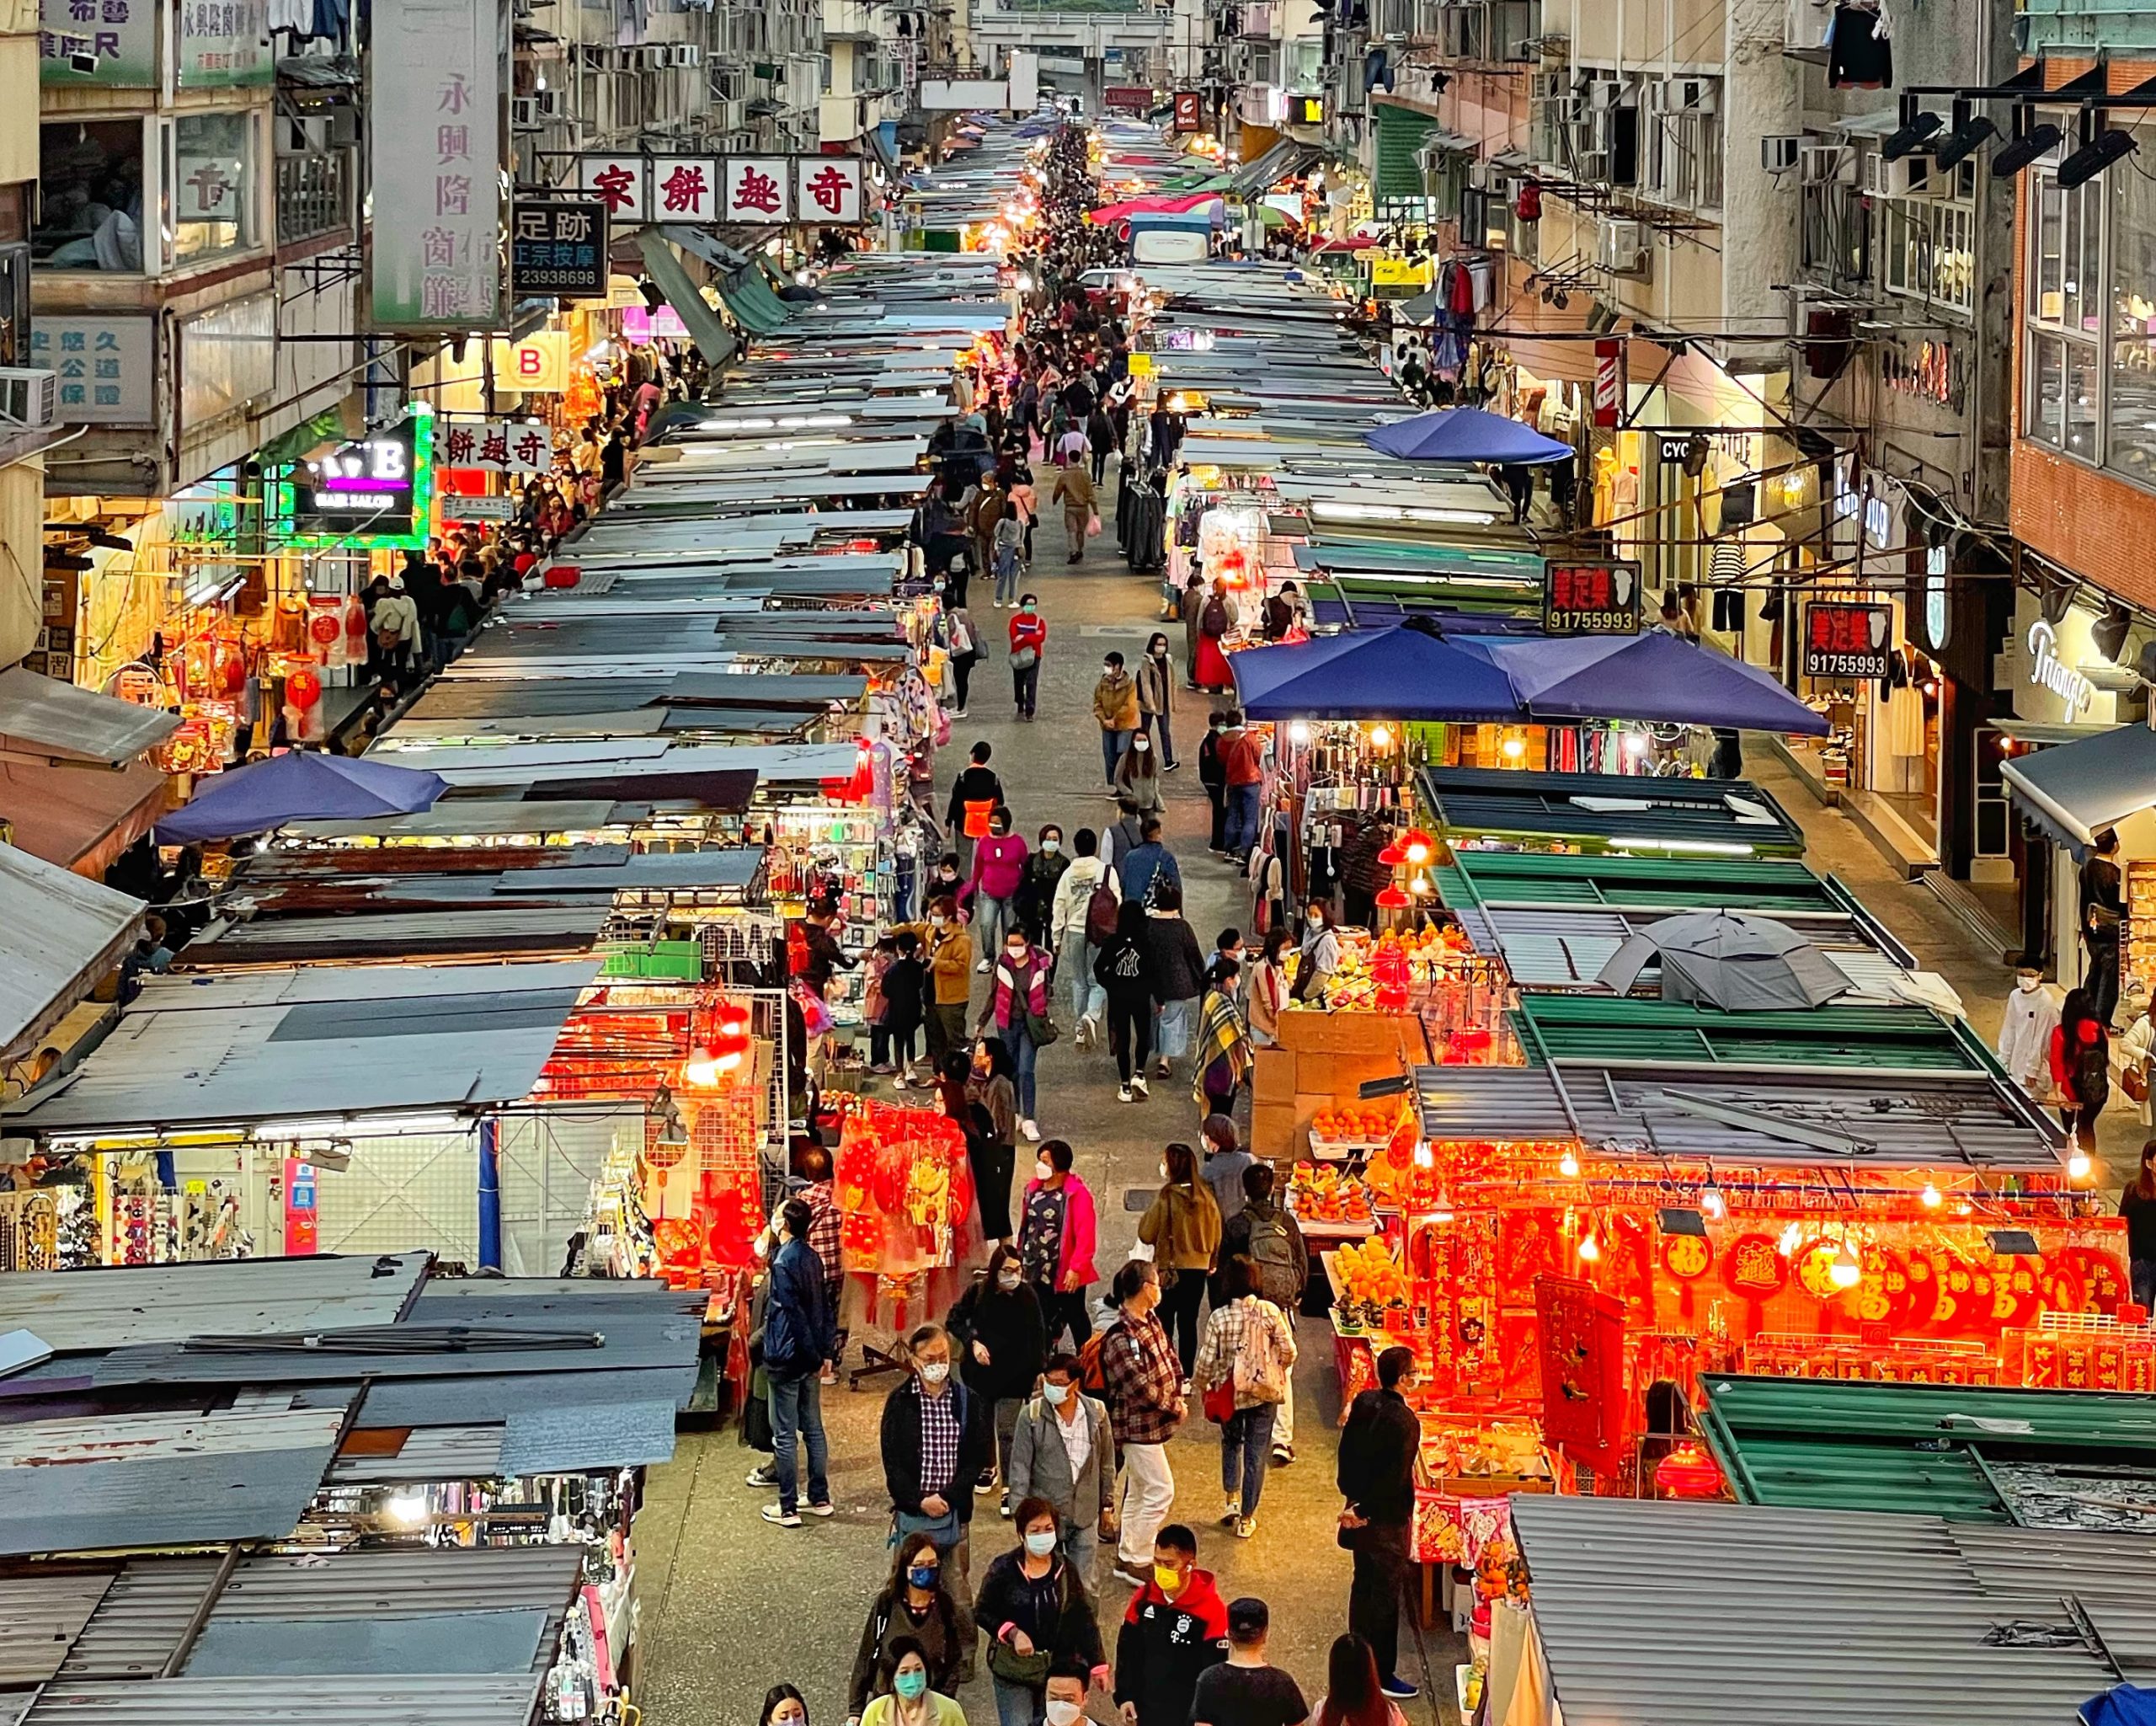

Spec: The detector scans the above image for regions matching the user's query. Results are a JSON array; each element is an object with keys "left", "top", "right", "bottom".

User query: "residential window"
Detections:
[
  {"left": 172, "top": 111, "right": 258, "bottom": 265},
  {"left": 2026, "top": 163, "right": 2101, "bottom": 457},
  {"left": 34, "top": 120, "right": 146, "bottom": 272},
  {"left": 1880, "top": 195, "right": 1974, "bottom": 314},
  {"left": 2109, "top": 150, "right": 2156, "bottom": 485}
]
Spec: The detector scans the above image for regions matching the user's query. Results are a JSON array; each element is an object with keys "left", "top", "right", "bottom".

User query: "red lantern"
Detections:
[
  {"left": 1653, "top": 1441, "right": 1723, "bottom": 1499},
  {"left": 344, "top": 596, "right": 369, "bottom": 644},
  {"left": 308, "top": 612, "right": 341, "bottom": 648},
  {"left": 286, "top": 667, "right": 322, "bottom": 709},
  {"left": 1514, "top": 179, "right": 1542, "bottom": 222},
  {"left": 214, "top": 643, "right": 247, "bottom": 697}
]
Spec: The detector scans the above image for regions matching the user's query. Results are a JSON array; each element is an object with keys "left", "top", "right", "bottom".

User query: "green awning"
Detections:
[
  {"left": 634, "top": 231, "right": 738, "bottom": 366},
  {"left": 1509, "top": 993, "right": 1987, "bottom": 1072}
]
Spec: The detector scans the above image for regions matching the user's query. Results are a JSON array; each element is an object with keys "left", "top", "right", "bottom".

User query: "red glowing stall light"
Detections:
[
  {"left": 682, "top": 1000, "right": 754, "bottom": 1088},
  {"left": 542, "top": 564, "right": 581, "bottom": 589},
  {"left": 1377, "top": 841, "right": 1406, "bottom": 867},
  {"left": 1653, "top": 1441, "right": 1726, "bottom": 1500},
  {"left": 1401, "top": 828, "right": 1436, "bottom": 865},
  {"left": 1375, "top": 884, "right": 1412, "bottom": 910}
]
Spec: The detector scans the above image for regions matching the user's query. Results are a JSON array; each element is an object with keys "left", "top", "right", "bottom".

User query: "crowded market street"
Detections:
[{"left": 10, "top": 50, "right": 2156, "bottom": 1726}]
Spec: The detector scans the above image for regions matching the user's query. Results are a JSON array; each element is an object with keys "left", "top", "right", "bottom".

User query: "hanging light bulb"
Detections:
[
  {"left": 1401, "top": 829, "right": 1436, "bottom": 865},
  {"left": 1559, "top": 1148, "right": 1581, "bottom": 1178},
  {"left": 1919, "top": 1181, "right": 1943, "bottom": 1210},
  {"left": 1828, "top": 1240, "right": 1862, "bottom": 1290},
  {"left": 1289, "top": 719, "right": 1311, "bottom": 745},
  {"left": 1700, "top": 1181, "right": 1726, "bottom": 1221},
  {"left": 2068, "top": 1149, "right": 2094, "bottom": 1182},
  {"left": 1777, "top": 1221, "right": 1802, "bottom": 1258},
  {"left": 1577, "top": 1226, "right": 1603, "bottom": 1264},
  {"left": 1369, "top": 723, "right": 1394, "bottom": 750},
  {"left": 1500, "top": 732, "right": 1526, "bottom": 761}
]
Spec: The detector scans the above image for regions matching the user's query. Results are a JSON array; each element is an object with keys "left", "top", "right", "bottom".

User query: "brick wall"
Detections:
[{"left": 2009, "top": 56, "right": 2156, "bottom": 607}]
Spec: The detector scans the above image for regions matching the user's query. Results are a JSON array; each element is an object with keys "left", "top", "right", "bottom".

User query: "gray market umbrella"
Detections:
[{"left": 1594, "top": 911, "right": 1852, "bottom": 1012}]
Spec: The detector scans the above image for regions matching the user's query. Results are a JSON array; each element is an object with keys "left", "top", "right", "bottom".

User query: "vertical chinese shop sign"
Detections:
[{"left": 370, "top": 0, "right": 501, "bottom": 330}]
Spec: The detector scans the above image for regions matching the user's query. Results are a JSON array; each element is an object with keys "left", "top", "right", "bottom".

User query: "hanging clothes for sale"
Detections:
[{"left": 1592, "top": 447, "right": 1620, "bottom": 527}]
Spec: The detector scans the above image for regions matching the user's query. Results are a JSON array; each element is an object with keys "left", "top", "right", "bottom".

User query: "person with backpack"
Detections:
[
  {"left": 1018, "top": 1138, "right": 1099, "bottom": 1352},
  {"left": 1050, "top": 827, "right": 1118, "bottom": 1047},
  {"left": 1190, "top": 1257, "right": 1297, "bottom": 1540},
  {"left": 1096, "top": 1260, "right": 1186, "bottom": 1589},
  {"left": 1196, "top": 712, "right": 1230, "bottom": 856},
  {"left": 1118, "top": 816, "right": 1180, "bottom": 906},
  {"left": 1007, "top": 1349, "right": 1117, "bottom": 1576},
  {"left": 1093, "top": 900, "right": 1162, "bottom": 1103},
  {"left": 2052, "top": 986, "right": 2112, "bottom": 1154},
  {"left": 1221, "top": 1163, "right": 1309, "bottom": 1465}
]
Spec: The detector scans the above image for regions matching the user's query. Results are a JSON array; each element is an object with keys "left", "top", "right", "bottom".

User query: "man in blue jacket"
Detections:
[{"left": 761, "top": 1196, "right": 837, "bottom": 1527}]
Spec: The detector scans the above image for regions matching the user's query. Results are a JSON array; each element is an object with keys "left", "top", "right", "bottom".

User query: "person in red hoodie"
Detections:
[
  {"left": 1113, "top": 1524, "right": 1227, "bottom": 1726},
  {"left": 963, "top": 808, "right": 1033, "bottom": 970},
  {"left": 2051, "top": 986, "right": 2111, "bottom": 1155},
  {"left": 1008, "top": 592, "right": 1048, "bottom": 720}
]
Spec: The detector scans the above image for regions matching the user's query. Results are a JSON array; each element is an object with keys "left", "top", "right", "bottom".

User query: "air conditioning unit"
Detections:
[
  {"left": 535, "top": 87, "right": 562, "bottom": 115},
  {"left": 721, "top": 96, "right": 748, "bottom": 130},
  {"left": 672, "top": 43, "right": 700, "bottom": 65},
  {"left": 1762, "top": 134, "right": 1801, "bottom": 174},
  {"left": 0, "top": 368, "right": 56, "bottom": 430},
  {"left": 1597, "top": 216, "right": 1651, "bottom": 276},
  {"left": 510, "top": 95, "right": 541, "bottom": 128},
  {"left": 1800, "top": 141, "right": 1853, "bottom": 185},
  {"left": 1865, "top": 152, "right": 1935, "bottom": 199}
]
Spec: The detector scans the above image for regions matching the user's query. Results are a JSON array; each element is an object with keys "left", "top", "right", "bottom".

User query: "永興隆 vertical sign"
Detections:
[
  {"left": 177, "top": 0, "right": 272, "bottom": 87},
  {"left": 370, "top": 0, "right": 501, "bottom": 329}
]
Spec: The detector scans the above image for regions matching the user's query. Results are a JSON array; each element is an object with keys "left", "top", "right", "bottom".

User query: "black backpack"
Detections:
[{"left": 1246, "top": 1209, "right": 1300, "bottom": 1308}]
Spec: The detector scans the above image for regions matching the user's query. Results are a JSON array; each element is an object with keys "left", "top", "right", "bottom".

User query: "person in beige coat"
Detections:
[{"left": 1052, "top": 462, "right": 1096, "bottom": 564}]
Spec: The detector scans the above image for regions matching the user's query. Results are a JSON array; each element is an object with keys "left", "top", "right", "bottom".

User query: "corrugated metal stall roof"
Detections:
[
  {"left": 0, "top": 1401, "right": 351, "bottom": 1557},
  {"left": 0, "top": 1253, "right": 426, "bottom": 1352},
  {"left": 1420, "top": 767, "right": 1807, "bottom": 855},
  {"left": 1, "top": 963, "right": 598, "bottom": 1136},
  {"left": 1411, "top": 1064, "right": 2066, "bottom": 1169},
  {"left": 26, "top": 1674, "right": 545, "bottom": 1726},
  {"left": 0, "top": 842, "right": 143, "bottom": 1061},
  {"left": 1433, "top": 849, "right": 1882, "bottom": 918},
  {"left": 1699, "top": 1373, "right": 2156, "bottom": 1524},
  {"left": 1511, "top": 995, "right": 1983, "bottom": 1071},
  {"left": 1510, "top": 1495, "right": 2142, "bottom": 1726}
]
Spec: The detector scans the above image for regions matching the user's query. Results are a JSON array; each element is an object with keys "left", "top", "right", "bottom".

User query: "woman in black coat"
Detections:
[{"left": 946, "top": 1243, "right": 1048, "bottom": 1515}]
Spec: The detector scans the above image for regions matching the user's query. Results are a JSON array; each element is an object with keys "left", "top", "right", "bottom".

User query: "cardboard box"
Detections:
[
  {"left": 1251, "top": 1103, "right": 1299, "bottom": 1158},
  {"left": 1296, "top": 1050, "right": 1406, "bottom": 1102},
  {"left": 1253, "top": 1046, "right": 1296, "bottom": 1110}
]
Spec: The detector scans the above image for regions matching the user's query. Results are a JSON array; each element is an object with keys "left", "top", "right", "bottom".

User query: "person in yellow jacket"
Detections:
[
  {"left": 894, "top": 895, "right": 974, "bottom": 1072},
  {"left": 1138, "top": 1141, "right": 1224, "bottom": 1380},
  {"left": 1092, "top": 651, "right": 1142, "bottom": 791},
  {"left": 1051, "top": 462, "right": 1096, "bottom": 564}
]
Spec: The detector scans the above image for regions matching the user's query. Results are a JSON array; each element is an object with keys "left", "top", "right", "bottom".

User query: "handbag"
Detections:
[
  {"left": 1203, "top": 1373, "right": 1237, "bottom": 1424},
  {"left": 1010, "top": 645, "right": 1038, "bottom": 670},
  {"left": 987, "top": 1640, "right": 1054, "bottom": 1687},
  {"left": 1025, "top": 1007, "right": 1061, "bottom": 1046}
]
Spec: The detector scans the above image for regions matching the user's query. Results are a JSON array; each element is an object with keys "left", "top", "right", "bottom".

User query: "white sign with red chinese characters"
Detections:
[
  {"left": 795, "top": 156, "right": 864, "bottom": 224},
  {"left": 441, "top": 416, "right": 554, "bottom": 474},
  {"left": 723, "top": 157, "right": 791, "bottom": 222},
  {"left": 578, "top": 154, "right": 648, "bottom": 222},
  {"left": 650, "top": 157, "right": 721, "bottom": 220},
  {"left": 176, "top": 151, "right": 244, "bottom": 220}
]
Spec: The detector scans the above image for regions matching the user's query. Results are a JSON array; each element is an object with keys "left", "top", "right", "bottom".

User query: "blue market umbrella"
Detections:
[
  {"left": 1365, "top": 405, "right": 1574, "bottom": 464},
  {"left": 154, "top": 750, "right": 448, "bottom": 845},
  {"left": 1476, "top": 630, "right": 1830, "bottom": 735},
  {"left": 1230, "top": 621, "right": 1524, "bottom": 722}
]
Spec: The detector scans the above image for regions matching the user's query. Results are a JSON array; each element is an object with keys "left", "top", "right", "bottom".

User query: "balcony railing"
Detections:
[{"left": 276, "top": 150, "right": 351, "bottom": 246}]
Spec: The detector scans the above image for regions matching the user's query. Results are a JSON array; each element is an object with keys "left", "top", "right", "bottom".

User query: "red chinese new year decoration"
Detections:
[
  {"left": 286, "top": 667, "right": 322, "bottom": 709},
  {"left": 1721, "top": 1232, "right": 1788, "bottom": 1301},
  {"left": 542, "top": 564, "right": 581, "bottom": 589},
  {"left": 1653, "top": 1441, "right": 1724, "bottom": 1499}
]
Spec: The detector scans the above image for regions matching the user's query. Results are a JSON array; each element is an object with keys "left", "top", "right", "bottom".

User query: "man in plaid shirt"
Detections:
[
  {"left": 1100, "top": 1259, "right": 1186, "bottom": 1587},
  {"left": 797, "top": 1144, "right": 845, "bottom": 1383}
]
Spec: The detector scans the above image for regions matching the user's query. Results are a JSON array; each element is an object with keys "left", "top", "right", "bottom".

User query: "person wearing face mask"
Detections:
[
  {"left": 896, "top": 895, "right": 974, "bottom": 1073},
  {"left": 965, "top": 1037, "right": 1020, "bottom": 1245},
  {"left": 860, "top": 1638, "right": 966, "bottom": 1726},
  {"left": 757, "top": 1198, "right": 837, "bottom": 1527},
  {"left": 1112, "top": 1524, "right": 1229, "bottom": 1726},
  {"left": 947, "top": 1243, "right": 1048, "bottom": 1515},
  {"left": 882, "top": 1324, "right": 993, "bottom": 1681},
  {"left": 1041, "top": 1663, "right": 1094, "bottom": 1726},
  {"left": 963, "top": 809, "right": 1033, "bottom": 971},
  {"left": 1017, "top": 1138, "right": 1098, "bottom": 1350},
  {"left": 1008, "top": 593, "right": 1047, "bottom": 720},
  {"left": 1093, "top": 652, "right": 1141, "bottom": 789},
  {"left": 1292, "top": 899, "right": 1339, "bottom": 1004},
  {"left": 1098, "top": 1260, "right": 1186, "bottom": 1585},
  {"left": 1138, "top": 1141, "right": 1223, "bottom": 1380},
  {"left": 977, "top": 922, "right": 1054, "bottom": 1142},
  {"left": 759, "top": 1685, "right": 810, "bottom": 1726},
  {"left": 1997, "top": 964, "right": 2060, "bottom": 1102},
  {"left": 1113, "top": 728, "right": 1165, "bottom": 815},
  {"left": 1049, "top": 828, "right": 1117, "bottom": 1048},
  {"left": 1008, "top": 1349, "right": 1117, "bottom": 1576},
  {"left": 1135, "top": 632, "right": 1178, "bottom": 771},
  {"left": 846, "top": 1545, "right": 961, "bottom": 1726},
  {"left": 1337, "top": 1346, "right": 1424, "bottom": 1701},
  {"left": 1007, "top": 823, "right": 1069, "bottom": 954},
  {"left": 975, "top": 1495, "right": 1111, "bottom": 1726},
  {"left": 947, "top": 743, "right": 1005, "bottom": 873}
]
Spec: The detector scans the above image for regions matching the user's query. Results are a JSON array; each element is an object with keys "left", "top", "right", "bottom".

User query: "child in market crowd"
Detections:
[{"left": 881, "top": 932, "right": 929, "bottom": 1088}]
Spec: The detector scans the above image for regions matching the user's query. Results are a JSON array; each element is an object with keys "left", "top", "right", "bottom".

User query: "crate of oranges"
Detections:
[
  {"left": 1308, "top": 1104, "right": 1405, "bottom": 1159},
  {"left": 1329, "top": 1237, "right": 1411, "bottom": 1333}
]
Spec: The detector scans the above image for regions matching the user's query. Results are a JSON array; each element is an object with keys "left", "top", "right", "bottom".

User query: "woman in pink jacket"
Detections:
[
  {"left": 1017, "top": 1137, "right": 1099, "bottom": 1351},
  {"left": 962, "top": 808, "right": 1032, "bottom": 970},
  {"left": 977, "top": 921, "right": 1051, "bottom": 1141}
]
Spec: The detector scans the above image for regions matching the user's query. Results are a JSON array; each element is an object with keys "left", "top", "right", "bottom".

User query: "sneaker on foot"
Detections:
[
  {"left": 803, "top": 1500, "right": 835, "bottom": 1518},
  {"left": 1166, "top": 760, "right": 1182, "bottom": 772},
  {"left": 974, "top": 1475, "right": 996, "bottom": 1495},
  {"left": 1020, "top": 1119, "right": 1039, "bottom": 1141},
  {"left": 1380, "top": 1676, "right": 1420, "bottom": 1701},
  {"left": 746, "top": 1465, "right": 778, "bottom": 1489},
  {"left": 1112, "top": 1563, "right": 1150, "bottom": 1589},
  {"left": 999, "top": 1491, "right": 1012, "bottom": 1519},
  {"left": 1130, "top": 1075, "right": 1149, "bottom": 1098},
  {"left": 1081, "top": 1013, "right": 1099, "bottom": 1046},
  {"left": 1235, "top": 1515, "right": 1257, "bottom": 1540},
  {"left": 1271, "top": 1445, "right": 1294, "bottom": 1466},
  {"left": 892, "top": 1073, "right": 910, "bottom": 1090},
  {"left": 760, "top": 1504, "right": 802, "bottom": 1528},
  {"left": 1221, "top": 1496, "right": 1240, "bottom": 1525},
  {"left": 1118, "top": 1084, "right": 1133, "bottom": 1103}
]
